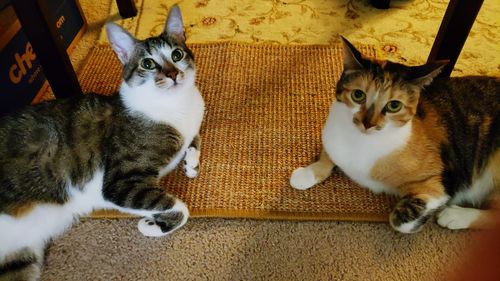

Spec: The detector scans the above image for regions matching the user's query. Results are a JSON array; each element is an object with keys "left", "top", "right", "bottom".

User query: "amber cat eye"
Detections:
[
  {"left": 171, "top": 48, "right": 184, "bottom": 62},
  {"left": 140, "top": 58, "right": 157, "bottom": 70},
  {"left": 385, "top": 100, "right": 403, "bottom": 113},
  {"left": 351, "top": 90, "right": 366, "bottom": 104}
]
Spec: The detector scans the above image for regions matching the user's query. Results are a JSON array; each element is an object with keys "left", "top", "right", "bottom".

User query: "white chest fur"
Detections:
[
  {"left": 120, "top": 81, "right": 205, "bottom": 176},
  {"left": 322, "top": 102, "right": 412, "bottom": 194}
]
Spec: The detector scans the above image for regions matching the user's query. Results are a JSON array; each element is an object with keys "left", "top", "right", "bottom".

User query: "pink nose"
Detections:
[{"left": 166, "top": 70, "right": 178, "bottom": 81}]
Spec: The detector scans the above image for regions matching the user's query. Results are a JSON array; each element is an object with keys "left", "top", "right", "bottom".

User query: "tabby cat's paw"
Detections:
[
  {"left": 437, "top": 205, "right": 480, "bottom": 230},
  {"left": 138, "top": 200, "right": 189, "bottom": 237},
  {"left": 290, "top": 167, "right": 317, "bottom": 190},
  {"left": 138, "top": 218, "right": 166, "bottom": 237},
  {"left": 183, "top": 147, "right": 200, "bottom": 178}
]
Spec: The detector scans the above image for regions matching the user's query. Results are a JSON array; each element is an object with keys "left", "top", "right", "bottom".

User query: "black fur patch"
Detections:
[
  {"left": 153, "top": 211, "right": 185, "bottom": 233},
  {"left": 420, "top": 77, "right": 499, "bottom": 197}
]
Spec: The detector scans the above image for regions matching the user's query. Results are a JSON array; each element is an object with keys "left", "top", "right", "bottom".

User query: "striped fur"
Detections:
[{"left": 0, "top": 5, "right": 204, "bottom": 280}]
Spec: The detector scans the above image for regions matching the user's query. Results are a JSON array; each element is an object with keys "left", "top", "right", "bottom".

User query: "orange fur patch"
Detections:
[
  {"left": 480, "top": 146, "right": 500, "bottom": 189},
  {"left": 7, "top": 202, "right": 37, "bottom": 218},
  {"left": 371, "top": 99, "right": 447, "bottom": 197}
]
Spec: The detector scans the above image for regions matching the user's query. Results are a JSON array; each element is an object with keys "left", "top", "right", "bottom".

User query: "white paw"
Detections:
[
  {"left": 137, "top": 217, "right": 166, "bottom": 237},
  {"left": 391, "top": 220, "right": 424, "bottom": 234},
  {"left": 183, "top": 147, "right": 200, "bottom": 178},
  {"left": 290, "top": 167, "right": 317, "bottom": 190},
  {"left": 137, "top": 200, "right": 190, "bottom": 237},
  {"left": 437, "top": 205, "right": 481, "bottom": 230}
]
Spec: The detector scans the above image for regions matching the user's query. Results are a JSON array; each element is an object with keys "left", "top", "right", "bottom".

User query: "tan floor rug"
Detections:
[{"left": 85, "top": 42, "right": 397, "bottom": 221}]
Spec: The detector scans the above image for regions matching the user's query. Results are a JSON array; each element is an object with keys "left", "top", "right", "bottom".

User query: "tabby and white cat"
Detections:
[
  {"left": 291, "top": 37, "right": 499, "bottom": 233},
  {"left": 0, "top": 5, "right": 204, "bottom": 280}
]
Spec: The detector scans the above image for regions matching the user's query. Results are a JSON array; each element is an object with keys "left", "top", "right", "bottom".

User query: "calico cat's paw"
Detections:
[
  {"left": 389, "top": 197, "right": 429, "bottom": 233},
  {"left": 290, "top": 167, "right": 317, "bottom": 190},
  {"left": 183, "top": 147, "right": 200, "bottom": 178},
  {"left": 137, "top": 200, "right": 189, "bottom": 237},
  {"left": 437, "top": 205, "right": 480, "bottom": 230}
]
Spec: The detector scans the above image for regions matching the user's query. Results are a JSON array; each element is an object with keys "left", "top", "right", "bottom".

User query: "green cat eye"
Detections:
[
  {"left": 385, "top": 100, "right": 403, "bottom": 113},
  {"left": 351, "top": 90, "right": 366, "bottom": 104},
  {"left": 171, "top": 48, "right": 184, "bottom": 62},
  {"left": 141, "top": 58, "right": 156, "bottom": 70}
]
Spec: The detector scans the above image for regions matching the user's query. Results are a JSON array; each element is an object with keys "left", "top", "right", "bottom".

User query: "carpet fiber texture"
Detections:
[
  {"left": 41, "top": 218, "right": 472, "bottom": 281},
  {"left": 82, "top": 43, "right": 397, "bottom": 221}
]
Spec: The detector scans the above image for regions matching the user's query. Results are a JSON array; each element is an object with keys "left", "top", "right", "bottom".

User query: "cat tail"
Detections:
[
  {"left": 0, "top": 245, "right": 45, "bottom": 281},
  {"left": 103, "top": 178, "right": 189, "bottom": 237}
]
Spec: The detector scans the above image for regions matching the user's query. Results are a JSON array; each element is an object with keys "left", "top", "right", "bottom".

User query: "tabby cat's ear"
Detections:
[
  {"left": 340, "top": 36, "right": 364, "bottom": 71},
  {"left": 165, "top": 5, "right": 185, "bottom": 42},
  {"left": 406, "top": 60, "right": 449, "bottom": 87},
  {"left": 106, "top": 23, "right": 137, "bottom": 64}
]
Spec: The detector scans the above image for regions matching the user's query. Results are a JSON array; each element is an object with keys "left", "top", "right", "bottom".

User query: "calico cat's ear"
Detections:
[
  {"left": 340, "top": 36, "right": 364, "bottom": 71},
  {"left": 406, "top": 60, "right": 449, "bottom": 87},
  {"left": 165, "top": 5, "right": 185, "bottom": 42},
  {"left": 106, "top": 23, "right": 137, "bottom": 64}
]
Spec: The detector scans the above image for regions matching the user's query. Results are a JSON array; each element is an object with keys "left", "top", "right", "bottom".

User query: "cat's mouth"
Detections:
[
  {"left": 155, "top": 76, "right": 184, "bottom": 89},
  {"left": 353, "top": 118, "right": 383, "bottom": 134}
]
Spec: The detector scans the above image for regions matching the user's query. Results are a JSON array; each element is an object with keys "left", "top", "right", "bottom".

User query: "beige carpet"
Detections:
[
  {"left": 42, "top": 218, "right": 474, "bottom": 281},
  {"left": 39, "top": 0, "right": 488, "bottom": 280}
]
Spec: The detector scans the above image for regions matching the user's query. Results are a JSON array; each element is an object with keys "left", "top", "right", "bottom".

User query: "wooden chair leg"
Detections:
[
  {"left": 370, "top": 0, "right": 391, "bottom": 9},
  {"left": 427, "top": 0, "right": 484, "bottom": 77},
  {"left": 116, "top": 0, "right": 138, "bottom": 19},
  {"left": 11, "top": 0, "right": 82, "bottom": 99}
]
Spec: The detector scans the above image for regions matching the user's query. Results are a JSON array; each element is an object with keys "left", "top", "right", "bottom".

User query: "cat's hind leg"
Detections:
[
  {"left": 183, "top": 135, "right": 200, "bottom": 178},
  {"left": 439, "top": 163, "right": 500, "bottom": 230},
  {"left": 0, "top": 245, "right": 45, "bottom": 281},
  {"left": 437, "top": 205, "right": 490, "bottom": 230},
  {"left": 290, "top": 149, "right": 335, "bottom": 190},
  {"left": 438, "top": 192, "right": 500, "bottom": 230}
]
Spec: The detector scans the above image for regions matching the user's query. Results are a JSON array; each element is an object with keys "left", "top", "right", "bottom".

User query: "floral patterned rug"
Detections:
[{"left": 100, "top": 0, "right": 499, "bottom": 76}]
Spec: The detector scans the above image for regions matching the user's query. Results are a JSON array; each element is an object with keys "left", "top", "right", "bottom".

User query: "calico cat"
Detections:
[
  {"left": 0, "top": 5, "right": 204, "bottom": 280},
  {"left": 290, "top": 36, "right": 499, "bottom": 233}
]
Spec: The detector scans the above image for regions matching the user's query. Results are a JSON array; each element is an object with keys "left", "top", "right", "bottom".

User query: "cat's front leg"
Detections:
[
  {"left": 183, "top": 135, "right": 201, "bottom": 178},
  {"left": 103, "top": 174, "right": 189, "bottom": 237},
  {"left": 290, "top": 149, "right": 335, "bottom": 190},
  {"left": 390, "top": 178, "right": 449, "bottom": 233}
]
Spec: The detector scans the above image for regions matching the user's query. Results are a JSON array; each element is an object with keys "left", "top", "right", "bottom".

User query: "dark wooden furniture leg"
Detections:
[
  {"left": 116, "top": 0, "right": 138, "bottom": 19},
  {"left": 427, "top": 0, "right": 484, "bottom": 77},
  {"left": 11, "top": 0, "right": 82, "bottom": 98},
  {"left": 370, "top": 0, "right": 391, "bottom": 9}
]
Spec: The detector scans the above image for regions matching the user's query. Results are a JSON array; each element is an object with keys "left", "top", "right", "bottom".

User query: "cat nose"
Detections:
[
  {"left": 362, "top": 117, "right": 375, "bottom": 129},
  {"left": 166, "top": 69, "right": 178, "bottom": 81},
  {"left": 162, "top": 65, "right": 179, "bottom": 81},
  {"left": 362, "top": 105, "right": 376, "bottom": 129}
]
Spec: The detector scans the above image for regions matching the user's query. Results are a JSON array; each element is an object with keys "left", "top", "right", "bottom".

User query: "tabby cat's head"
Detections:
[
  {"left": 106, "top": 5, "right": 194, "bottom": 91},
  {"left": 337, "top": 37, "right": 448, "bottom": 133}
]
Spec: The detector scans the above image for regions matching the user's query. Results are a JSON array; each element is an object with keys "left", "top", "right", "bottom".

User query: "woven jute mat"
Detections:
[{"left": 85, "top": 42, "right": 397, "bottom": 221}]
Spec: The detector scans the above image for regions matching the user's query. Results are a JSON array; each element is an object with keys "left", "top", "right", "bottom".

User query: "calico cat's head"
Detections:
[
  {"left": 106, "top": 5, "right": 194, "bottom": 91},
  {"left": 337, "top": 37, "right": 448, "bottom": 133}
]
